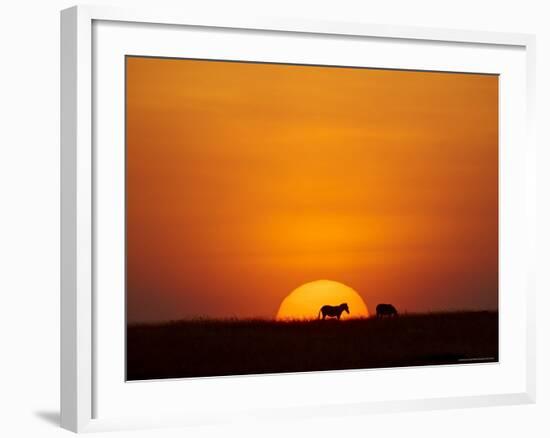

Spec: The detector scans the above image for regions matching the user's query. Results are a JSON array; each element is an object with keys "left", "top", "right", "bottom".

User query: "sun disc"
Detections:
[{"left": 276, "top": 279, "right": 369, "bottom": 320}]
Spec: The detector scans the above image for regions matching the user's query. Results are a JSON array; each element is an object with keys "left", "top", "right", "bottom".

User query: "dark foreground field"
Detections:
[{"left": 127, "top": 311, "right": 498, "bottom": 380}]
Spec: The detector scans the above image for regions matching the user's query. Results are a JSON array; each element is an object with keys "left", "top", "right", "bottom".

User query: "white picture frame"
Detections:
[{"left": 60, "top": 4, "right": 536, "bottom": 433}]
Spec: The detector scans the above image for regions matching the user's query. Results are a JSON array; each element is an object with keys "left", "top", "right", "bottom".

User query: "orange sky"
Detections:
[{"left": 126, "top": 56, "right": 498, "bottom": 323}]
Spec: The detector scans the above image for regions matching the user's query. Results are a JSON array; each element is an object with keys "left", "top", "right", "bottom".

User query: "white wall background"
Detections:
[{"left": 0, "top": 0, "right": 547, "bottom": 436}]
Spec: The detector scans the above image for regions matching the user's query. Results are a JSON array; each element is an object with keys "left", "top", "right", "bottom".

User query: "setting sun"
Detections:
[{"left": 276, "top": 280, "right": 369, "bottom": 320}]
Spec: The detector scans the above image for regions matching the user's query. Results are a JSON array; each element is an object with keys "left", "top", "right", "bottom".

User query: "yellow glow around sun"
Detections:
[{"left": 276, "top": 280, "right": 369, "bottom": 320}]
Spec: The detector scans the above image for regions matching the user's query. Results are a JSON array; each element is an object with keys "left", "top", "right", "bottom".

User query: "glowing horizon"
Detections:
[{"left": 126, "top": 57, "right": 498, "bottom": 323}]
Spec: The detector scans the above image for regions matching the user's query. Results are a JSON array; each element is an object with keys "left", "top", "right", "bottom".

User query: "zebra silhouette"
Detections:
[
  {"left": 376, "top": 303, "right": 398, "bottom": 318},
  {"left": 318, "top": 303, "right": 349, "bottom": 320}
]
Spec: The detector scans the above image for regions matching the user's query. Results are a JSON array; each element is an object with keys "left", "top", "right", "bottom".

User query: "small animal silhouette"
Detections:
[
  {"left": 318, "top": 303, "right": 350, "bottom": 320},
  {"left": 376, "top": 303, "right": 398, "bottom": 318}
]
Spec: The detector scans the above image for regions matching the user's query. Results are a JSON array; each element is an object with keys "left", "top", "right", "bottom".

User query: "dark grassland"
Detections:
[{"left": 126, "top": 311, "right": 498, "bottom": 380}]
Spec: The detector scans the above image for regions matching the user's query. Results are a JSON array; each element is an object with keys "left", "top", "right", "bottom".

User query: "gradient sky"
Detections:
[{"left": 126, "top": 56, "right": 498, "bottom": 323}]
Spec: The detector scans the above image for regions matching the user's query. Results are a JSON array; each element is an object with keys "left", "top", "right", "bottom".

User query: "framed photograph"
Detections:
[{"left": 61, "top": 5, "right": 536, "bottom": 433}]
